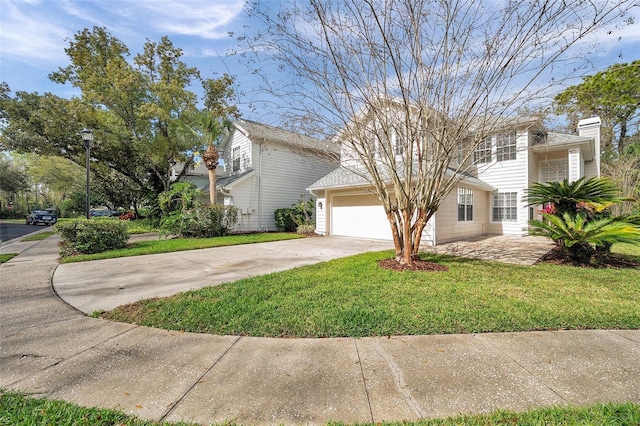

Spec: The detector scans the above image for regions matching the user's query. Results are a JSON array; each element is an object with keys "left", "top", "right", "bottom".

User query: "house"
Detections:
[
  {"left": 308, "top": 112, "right": 601, "bottom": 245},
  {"left": 203, "top": 119, "right": 338, "bottom": 232}
]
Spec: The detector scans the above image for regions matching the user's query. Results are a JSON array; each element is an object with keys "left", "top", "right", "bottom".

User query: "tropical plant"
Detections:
[
  {"left": 157, "top": 182, "right": 238, "bottom": 238},
  {"left": 529, "top": 212, "right": 640, "bottom": 264},
  {"left": 173, "top": 111, "right": 233, "bottom": 204},
  {"left": 525, "top": 177, "right": 625, "bottom": 216}
]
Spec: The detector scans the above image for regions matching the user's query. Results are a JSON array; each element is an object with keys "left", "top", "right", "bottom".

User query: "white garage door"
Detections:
[{"left": 331, "top": 194, "right": 393, "bottom": 240}]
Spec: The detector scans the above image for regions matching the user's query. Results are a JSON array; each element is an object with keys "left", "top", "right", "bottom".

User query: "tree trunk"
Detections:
[
  {"left": 208, "top": 168, "right": 216, "bottom": 204},
  {"left": 202, "top": 144, "right": 220, "bottom": 205}
]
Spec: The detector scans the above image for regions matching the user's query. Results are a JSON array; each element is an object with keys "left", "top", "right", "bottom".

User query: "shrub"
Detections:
[
  {"left": 274, "top": 208, "right": 296, "bottom": 232},
  {"left": 55, "top": 219, "right": 129, "bottom": 256},
  {"left": 529, "top": 212, "right": 640, "bottom": 264},
  {"left": 159, "top": 205, "right": 238, "bottom": 238},
  {"left": 274, "top": 195, "right": 315, "bottom": 232}
]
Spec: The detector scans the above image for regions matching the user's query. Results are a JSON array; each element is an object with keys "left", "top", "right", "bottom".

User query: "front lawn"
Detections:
[
  {"left": 101, "top": 245, "right": 640, "bottom": 337},
  {"left": 62, "top": 232, "right": 304, "bottom": 263}
]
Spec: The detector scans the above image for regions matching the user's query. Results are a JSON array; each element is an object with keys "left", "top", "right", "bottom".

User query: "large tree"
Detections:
[
  {"left": 0, "top": 27, "right": 238, "bottom": 211},
  {"left": 241, "top": 0, "right": 635, "bottom": 265},
  {"left": 554, "top": 59, "right": 640, "bottom": 156}
]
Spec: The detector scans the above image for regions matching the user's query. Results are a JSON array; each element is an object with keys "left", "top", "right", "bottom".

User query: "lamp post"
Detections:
[{"left": 81, "top": 129, "right": 94, "bottom": 219}]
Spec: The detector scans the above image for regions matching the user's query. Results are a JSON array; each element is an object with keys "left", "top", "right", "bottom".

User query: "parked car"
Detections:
[
  {"left": 90, "top": 209, "right": 118, "bottom": 217},
  {"left": 26, "top": 209, "right": 58, "bottom": 226}
]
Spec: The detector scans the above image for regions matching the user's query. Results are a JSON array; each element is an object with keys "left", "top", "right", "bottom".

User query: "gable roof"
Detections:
[
  {"left": 222, "top": 119, "right": 339, "bottom": 158},
  {"left": 308, "top": 166, "right": 495, "bottom": 192}
]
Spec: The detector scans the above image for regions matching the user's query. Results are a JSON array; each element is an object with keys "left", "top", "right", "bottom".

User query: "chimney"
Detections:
[{"left": 577, "top": 116, "right": 601, "bottom": 177}]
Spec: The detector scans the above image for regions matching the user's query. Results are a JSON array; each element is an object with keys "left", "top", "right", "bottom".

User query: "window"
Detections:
[
  {"left": 540, "top": 159, "right": 568, "bottom": 182},
  {"left": 392, "top": 129, "right": 404, "bottom": 156},
  {"left": 496, "top": 132, "right": 517, "bottom": 162},
  {"left": 457, "top": 188, "right": 473, "bottom": 221},
  {"left": 474, "top": 137, "right": 492, "bottom": 164},
  {"left": 492, "top": 192, "right": 518, "bottom": 222},
  {"left": 232, "top": 147, "right": 240, "bottom": 172}
]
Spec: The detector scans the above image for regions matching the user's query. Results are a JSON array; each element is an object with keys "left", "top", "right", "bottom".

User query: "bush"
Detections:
[
  {"left": 274, "top": 208, "right": 296, "bottom": 232},
  {"left": 274, "top": 195, "right": 315, "bottom": 232},
  {"left": 159, "top": 205, "right": 239, "bottom": 238},
  {"left": 55, "top": 219, "right": 129, "bottom": 256}
]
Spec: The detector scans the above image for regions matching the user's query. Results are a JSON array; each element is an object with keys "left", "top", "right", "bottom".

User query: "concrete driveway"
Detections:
[{"left": 54, "top": 236, "right": 393, "bottom": 314}]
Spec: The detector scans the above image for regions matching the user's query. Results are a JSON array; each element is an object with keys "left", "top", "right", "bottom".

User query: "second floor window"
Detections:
[
  {"left": 540, "top": 159, "right": 568, "bottom": 182},
  {"left": 496, "top": 132, "right": 517, "bottom": 162},
  {"left": 474, "top": 137, "right": 492, "bottom": 164},
  {"left": 232, "top": 147, "right": 240, "bottom": 172}
]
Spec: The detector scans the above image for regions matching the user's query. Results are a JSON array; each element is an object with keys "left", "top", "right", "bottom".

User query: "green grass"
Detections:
[
  {"left": 63, "top": 232, "right": 304, "bottom": 263},
  {"left": 0, "top": 389, "right": 194, "bottom": 425},
  {"left": 102, "top": 244, "right": 640, "bottom": 337},
  {"left": 1, "top": 390, "right": 638, "bottom": 425},
  {"left": 21, "top": 231, "right": 56, "bottom": 241},
  {"left": 0, "top": 253, "right": 17, "bottom": 264}
]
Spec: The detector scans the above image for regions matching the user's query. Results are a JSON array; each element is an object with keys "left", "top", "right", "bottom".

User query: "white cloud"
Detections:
[
  {"left": 131, "top": 0, "right": 245, "bottom": 39},
  {"left": 0, "top": 0, "right": 71, "bottom": 64}
]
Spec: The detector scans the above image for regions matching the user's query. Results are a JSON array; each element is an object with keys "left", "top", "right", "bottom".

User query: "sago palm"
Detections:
[
  {"left": 525, "top": 177, "right": 624, "bottom": 216},
  {"left": 529, "top": 212, "right": 640, "bottom": 263}
]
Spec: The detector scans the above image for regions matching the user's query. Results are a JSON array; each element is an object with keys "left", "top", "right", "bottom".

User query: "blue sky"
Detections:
[{"left": 1, "top": 0, "right": 639, "bottom": 124}]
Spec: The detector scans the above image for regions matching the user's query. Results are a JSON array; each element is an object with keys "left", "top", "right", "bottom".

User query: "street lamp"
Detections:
[{"left": 81, "top": 129, "right": 94, "bottom": 219}]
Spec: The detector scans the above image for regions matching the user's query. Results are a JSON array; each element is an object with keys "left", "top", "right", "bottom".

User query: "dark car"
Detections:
[
  {"left": 90, "top": 209, "right": 118, "bottom": 217},
  {"left": 26, "top": 209, "right": 58, "bottom": 226}
]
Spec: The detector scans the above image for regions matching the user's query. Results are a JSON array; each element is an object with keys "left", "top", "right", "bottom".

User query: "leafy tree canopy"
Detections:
[
  {"left": 554, "top": 59, "right": 640, "bottom": 155},
  {"left": 0, "top": 27, "right": 238, "bottom": 212}
]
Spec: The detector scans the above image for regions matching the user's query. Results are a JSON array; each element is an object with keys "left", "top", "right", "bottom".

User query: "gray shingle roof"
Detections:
[
  {"left": 308, "top": 166, "right": 495, "bottom": 192},
  {"left": 235, "top": 119, "right": 339, "bottom": 156}
]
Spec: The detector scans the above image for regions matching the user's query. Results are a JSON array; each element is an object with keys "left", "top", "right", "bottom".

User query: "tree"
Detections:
[
  {"left": 0, "top": 27, "right": 238, "bottom": 211},
  {"left": 241, "top": 0, "right": 635, "bottom": 265},
  {"left": 602, "top": 154, "right": 640, "bottom": 216},
  {"left": 174, "top": 111, "right": 233, "bottom": 204},
  {"left": 0, "top": 154, "right": 29, "bottom": 211},
  {"left": 554, "top": 60, "right": 640, "bottom": 155}
]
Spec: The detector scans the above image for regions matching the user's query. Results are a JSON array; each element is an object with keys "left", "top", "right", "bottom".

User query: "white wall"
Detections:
[
  {"left": 475, "top": 130, "right": 529, "bottom": 236},
  {"left": 226, "top": 140, "right": 336, "bottom": 232}
]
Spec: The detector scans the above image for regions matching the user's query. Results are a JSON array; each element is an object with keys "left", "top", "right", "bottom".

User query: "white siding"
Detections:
[
  {"left": 475, "top": 130, "right": 529, "bottom": 236},
  {"left": 221, "top": 131, "right": 253, "bottom": 175},
  {"left": 226, "top": 140, "right": 336, "bottom": 232},
  {"left": 314, "top": 191, "right": 326, "bottom": 235},
  {"left": 434, "top": 187, "right": 490, "bottom": 243}
]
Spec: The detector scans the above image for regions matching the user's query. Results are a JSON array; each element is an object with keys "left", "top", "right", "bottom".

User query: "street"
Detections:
[{"left": 0, "top": 221, "right": 48, "bottom": 244}]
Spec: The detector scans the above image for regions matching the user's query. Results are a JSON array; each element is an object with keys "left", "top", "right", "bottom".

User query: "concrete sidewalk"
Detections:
[{"left": 1, "top": 236, "right": 639, "bottom": 425}]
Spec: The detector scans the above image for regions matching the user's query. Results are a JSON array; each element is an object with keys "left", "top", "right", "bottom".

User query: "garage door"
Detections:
[{"left": 331, "top": 194, "right": 393, "bottom": 240}]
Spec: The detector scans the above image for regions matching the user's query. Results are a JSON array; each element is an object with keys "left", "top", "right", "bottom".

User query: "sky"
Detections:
[{"left": 1, "top": 0, "right": 639, "bottom": 125}]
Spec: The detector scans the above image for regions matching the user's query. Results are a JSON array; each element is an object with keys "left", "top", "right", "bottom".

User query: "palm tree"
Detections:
[{"left": 175, "top": 111, "right": 231, "bottom": 204}]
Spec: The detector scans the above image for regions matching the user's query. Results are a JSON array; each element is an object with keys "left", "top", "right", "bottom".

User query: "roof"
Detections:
[
  {"left": 308, "top": 166, "right": 495, "bottom": 192},
  {"left": 199, "top": 169, "right": 256, "bottom": 192},
  {"left": 468, "top": 115, "right": 542, "bottom": 133},
  {"left": 532, "top": 132, "right": 595, "bottom": 161},
  {"left": 228, "top": 119, "right": 339, "bottom": 157}
]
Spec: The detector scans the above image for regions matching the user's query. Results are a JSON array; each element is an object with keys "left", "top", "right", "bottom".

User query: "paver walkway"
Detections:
[{"left": 1, "top": 235, "right": 638, "bottom": 425}]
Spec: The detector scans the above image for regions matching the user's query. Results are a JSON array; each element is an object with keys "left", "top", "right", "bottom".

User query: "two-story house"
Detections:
[
  {"left": 308, "top": 111, "right": 601, "bottom": 245},
  {"left": 208, "top": 120, "right": 338, "bottom": 232}
]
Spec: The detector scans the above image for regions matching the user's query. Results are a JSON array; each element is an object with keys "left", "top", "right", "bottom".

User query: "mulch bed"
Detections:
[
  {"left": 535, "top": 246, "right": 640, "bottom": 269},
  {"left": 378, "top": 258, "right": 449, "bottom": 272}
]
